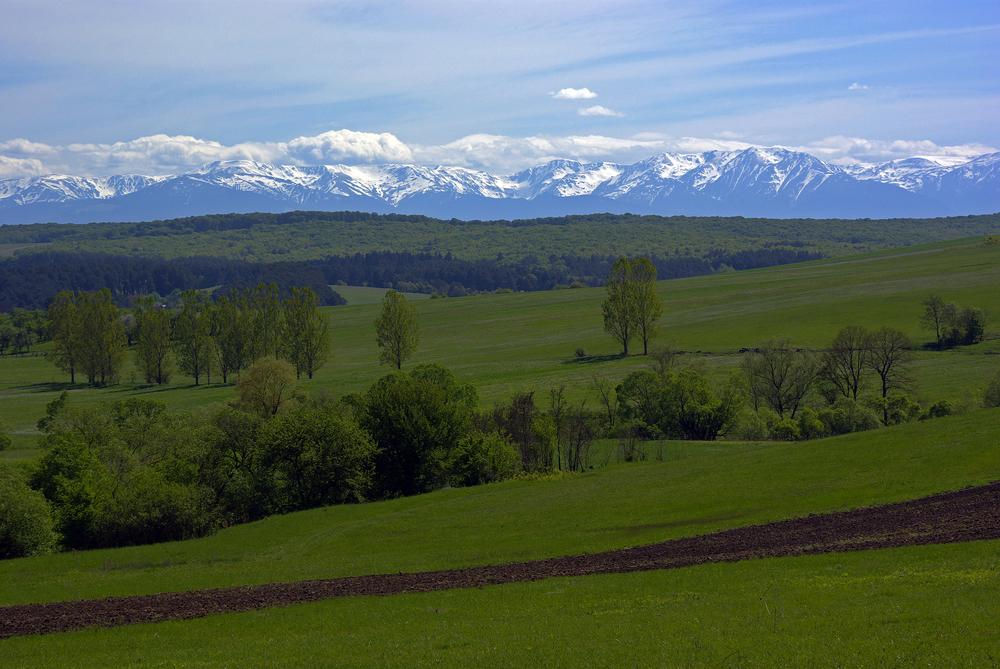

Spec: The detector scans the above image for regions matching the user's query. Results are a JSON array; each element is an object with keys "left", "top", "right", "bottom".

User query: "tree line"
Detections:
[
  {"left": 0, "top": 247, "right": 821, "bottom": 311},
  {"left": 47, "top": 285, "right": 330, "bottom": 386}
]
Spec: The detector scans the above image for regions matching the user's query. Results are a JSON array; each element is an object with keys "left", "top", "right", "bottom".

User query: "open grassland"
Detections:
[
  {"left": 3, "top": 539, "right": 998, "bottom": 668},
  {"left": 2, "top": 236, "right": 999, "bottom": 461},
  {"left": 0, "top": 409, "right": 996, "bottom": 607},
  {"left": 3, "top": 212, "right": 998, "bottom": 263}
]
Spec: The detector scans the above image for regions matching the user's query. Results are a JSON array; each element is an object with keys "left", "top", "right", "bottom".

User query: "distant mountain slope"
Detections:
[{"left": 1, "top": 148, "right": 997, "bottom": 223}]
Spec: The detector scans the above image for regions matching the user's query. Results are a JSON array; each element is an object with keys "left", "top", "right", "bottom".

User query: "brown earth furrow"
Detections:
[{"left": 2, "top": 482, "right": 998, "bottom": 639}]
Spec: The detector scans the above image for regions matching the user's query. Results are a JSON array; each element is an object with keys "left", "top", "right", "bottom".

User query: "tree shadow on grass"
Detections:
[
  {"left": 10, "top": 381, "right": 84, "bottom": 393},
  {"left": 562, "top": 353, "right": 627, "bottom": 365}
]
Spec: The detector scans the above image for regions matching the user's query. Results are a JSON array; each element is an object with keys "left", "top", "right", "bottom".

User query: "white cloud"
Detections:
[
  {"left": 801, "top": 135, "right": 997, "bottom": 165},
  {"left": 578, "top": 105, "right": 624, "bottom": 117},
  {"left": 847, "top": 82, "right": 870, "bottom": 91},
  {"left": 286, "top": 129, "right": 413, "bottom": 164},
  {"left": 0, "top": 155, "right": 47, "bottom": 178},
  {"left": 1, "top": 129, "right": 996, "bottom": 178},
  {"left": 552, "top": 87, "right": 598, "bottom": 100}
]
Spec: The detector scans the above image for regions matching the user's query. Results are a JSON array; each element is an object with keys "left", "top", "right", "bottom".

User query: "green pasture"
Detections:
[
  {"left": 2, "top": 236, "right": 999, "bottom": 461},
  {"left": 1, "top": 408, "right": 996, "bottom": 607},
  {"left": 3, "top": 539, "right": 998, "bottom": 668}
]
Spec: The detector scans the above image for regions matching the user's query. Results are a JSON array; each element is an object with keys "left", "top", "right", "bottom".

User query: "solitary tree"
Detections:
[
  {"left": 283, "top": 287, "right": 329, "bottom": 379},
  {"left": 76, "top": 289, "right": 126, "bottom": 386},
  {"left": 631, "top": 257, "right": 663, "bottom": 355},
  {"left": 375, "top": 290, "right": 419, "bottom": 369},
  {"left": 821, "top": 326, "right": 870, "bottom": 400},
  {"left": 920, "top": 295, "right": 948, "bottom": 347},
  {"left": 865, "top": 327, "right": 913, "bottom": 424},
  {"left": 602, "top": 257, "right": 637, "bottom": 355}
]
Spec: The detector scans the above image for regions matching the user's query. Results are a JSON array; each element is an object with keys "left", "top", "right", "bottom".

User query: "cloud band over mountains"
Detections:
[{"left": 0, "top": 129, "right": 995, "bottom": 178}]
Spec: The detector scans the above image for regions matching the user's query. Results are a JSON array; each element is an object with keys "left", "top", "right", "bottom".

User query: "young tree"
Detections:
[
  {"left": 251, "top": 283, "right": 284, "bottom": 360},
  {"left": 741, "top": 340, "right": 818, "bottom": 419},
  {"left": 821, "top": 326, "right": 870, "bottom": 400},
  {"left": 76, "top": 289, "right": 126, "bottom": 386},
  {"left": 375, "top": 290, "right": 419, "bottom": 369},
  {"left": 173, "top": 291, "right": 214, "bottom": 385},
  {"left": 235, "top": 357, "right": 298, "bottom": 418},
  {"left": 602, "top": 257, "right": 636, "bottom": 355},
  {"left": 47, "top": 291, "right": 81, "bottom": 383},
  {"left": 548, "top": 385, "right": 567, "bottom": 471},
  {"left": 283, "top": 287, "right": 329, "bottom": 379},
  {"left": 213, "top": 293, "right": 253, "bottom": 383},
  {"left": 631, "top": 257, "right": 663, "bottom": 355},
  {"left": 134, "top": 297, "right": 173, "bottom": 384},
  {"left": 920, "top": 295, "right": 948, "bottom": 347}
]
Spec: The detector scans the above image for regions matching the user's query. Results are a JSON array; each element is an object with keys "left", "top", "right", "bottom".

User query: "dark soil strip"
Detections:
[{"left": 3, "top": 482, "right": 999, "bottom": 639}]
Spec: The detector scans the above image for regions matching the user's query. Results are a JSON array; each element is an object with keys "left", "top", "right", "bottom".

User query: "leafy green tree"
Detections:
[
  {"left": 617, "top": 367, "right": 742, "bottom": 440},
  {"left": 235, "top": 357, "right": 298, "bottom": 418},
  {"left": 134, "top": 297, "right": 173, "bottom": 384},
  {"left": 259, "top": 407, "right": 375, "bottom": 511},
  {"left": 631, "top": 257, "right": 663, "bottom": 355},
  {"left": 212, "top": 293, "right": 253, "bottom": 383},
  {"left": 0, "top": 420, "right": 10, "bottom": 452},
  {"left": 202, "top": 407, "right": 269, "bottom": 523},
  {"left": 446, "top": 431, "right": 520, "bottom": 487},
  {"left": 375, "top": 289, "right": 419, "bottom": 369},
  {"left": 76, "top": 289, "right": 126, "bottom": 386},
  {"left": 173, "top": 291, "right": 214, "bottom": 385},
  {"left": 251, "top": 283, "right": 284, "bottom": 359},
  {"left": 357, "top": 364, "right": 477, "bottom": 497},
  {"left": 0, "top": 464, "right": 57, "bottom": 558},
  {"left": 47, "top": 291, "right": 82, "bottom": 383},
  {"left": 602, "top": 257, "right": 637, "bottom": 355},
  {"left": 31, "top": 398, "right": 213, "bottom": 549},
  {"left": 0, "top": 313, "right": 14, "bottom": 357},
  {"left": 283, "top": 287, "right": 329, "bottom": 379}
]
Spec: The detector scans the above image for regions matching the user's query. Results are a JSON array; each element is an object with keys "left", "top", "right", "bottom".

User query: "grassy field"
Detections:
[
  {"left": 0, "top": 406, "right": 997, "bottom": 665},
  {"left": 333, "top": 285, "right": 431, "bottom": 305},
  {"left": 2, "top": 235, "right": 999, "bottom": 666},
  {"left": 3, "top": 539, "right": 998, "bottom": 668},
  {"left": 1, "top": 408, "right": 997, "bottom": 606},
  {"left": 2, "top": 236, "right": 999, "bottom": 460},
  {"left": 2, "top": 212, "right": 998, "bottom": 263}
]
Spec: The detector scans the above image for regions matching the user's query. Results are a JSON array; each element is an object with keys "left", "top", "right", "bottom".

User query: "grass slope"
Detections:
[
  {"left": 1, "top": 409, "right": 997, "bottom": 607},
  {"left": 2, "top": 236, "right": 999, "bottom": 460},
  {"left": 4, "top": 540, "right": 998, "bottom": 668}
]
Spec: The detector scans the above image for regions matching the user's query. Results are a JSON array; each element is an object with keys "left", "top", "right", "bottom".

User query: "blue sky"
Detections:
[{"left": 1, "top": 0, "right": 998, "bottom": 176}]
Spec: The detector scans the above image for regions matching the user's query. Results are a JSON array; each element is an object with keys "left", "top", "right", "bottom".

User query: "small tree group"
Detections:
[
  {"left": 0, "top": 308, "right": 46, "bottom": 356},
  {"left": 602, "top": 257, "right": 663, "bottom": 355},
  {"left": 48, "top": 289, "right": 126, "bottom": 386},
  {"left": 920, "top": 295, "right": 987, "bottom": 349}
]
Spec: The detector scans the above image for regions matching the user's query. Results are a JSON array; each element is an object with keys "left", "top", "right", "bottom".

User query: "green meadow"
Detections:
[
  {"left": 3, "top": 236, "right": 999, "bottom": 460},
  {"left": 1, "top": 235, "right": 999, "bottom": 667}
]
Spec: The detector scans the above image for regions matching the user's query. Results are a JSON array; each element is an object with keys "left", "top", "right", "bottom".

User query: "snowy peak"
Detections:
[{"left": 0, "top": 148, "right": 997, "bottom": 222}]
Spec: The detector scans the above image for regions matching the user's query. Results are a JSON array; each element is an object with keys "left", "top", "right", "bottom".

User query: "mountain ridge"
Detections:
[{"left": 1, "top": 147, "right": 998, "bottom": 223}]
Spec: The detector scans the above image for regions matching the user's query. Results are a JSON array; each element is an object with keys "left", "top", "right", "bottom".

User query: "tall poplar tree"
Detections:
[
  {"left": 375, "top": 290, "right": 418, "bottom": 369},
  {"left": 283, "top": 287, "right": 329, "bottom": 379}
]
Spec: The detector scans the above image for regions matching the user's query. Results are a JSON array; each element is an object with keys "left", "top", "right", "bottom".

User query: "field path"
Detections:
[{"left": 3, "top": 482, "right": 999, "bottom": 639}]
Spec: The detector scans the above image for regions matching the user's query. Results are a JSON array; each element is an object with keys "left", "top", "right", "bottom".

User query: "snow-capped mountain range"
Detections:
[{"left": 1, "top": 147, "right": 998, "bottom": 223}]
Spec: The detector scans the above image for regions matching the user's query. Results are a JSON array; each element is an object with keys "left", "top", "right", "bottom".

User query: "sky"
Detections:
[{"left": 0, "top": 0, "right": 998, "bottom": 177}]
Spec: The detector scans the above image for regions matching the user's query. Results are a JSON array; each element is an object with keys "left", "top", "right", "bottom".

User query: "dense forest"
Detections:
[{"left": 0, "top": 247, "right": 822, "bottom": 310}]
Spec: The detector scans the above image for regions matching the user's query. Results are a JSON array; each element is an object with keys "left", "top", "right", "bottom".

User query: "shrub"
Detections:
[
  {"left": 818, "top": 398, "right": 881, "bottom": 435},
  {"left": 985, "top": 371, "right": 1000, "bottom": 408},
  {"left": 922, "top": 400, "right": 953, "bottom": 420},
  {"left": 0, "top": 464, "right": 57, "bottom": 559},
  {"left": 0, "top": 422, "right": 10, "bottom": 452},
  {"left": 796, "top": 407, "right": 829, "bottom": 440},
  {"left": 575, "top": 347, "right": 586, "bottom": 359},
  {"left": 447, "top": 431, "right": 521, "bottom": 487},
  {"left": 732, "top": 408, "right": 769, "bottom": 441},
  {"left": 768, "top": 417, "right": 801, "bottom": 441}
]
